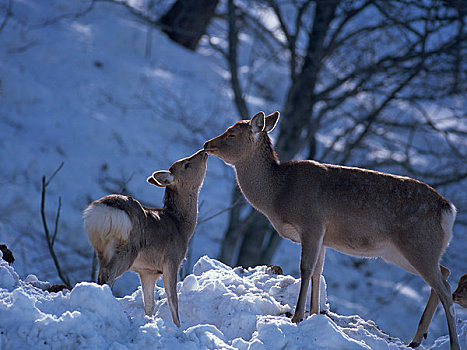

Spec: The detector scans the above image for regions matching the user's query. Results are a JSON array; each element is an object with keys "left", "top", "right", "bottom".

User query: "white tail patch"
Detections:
[
  {"left": 83, "top": 204, "right": 132, "bottom": 261},
  {"left": 440, "top": 203, "right": 456, "bottom": 249}
]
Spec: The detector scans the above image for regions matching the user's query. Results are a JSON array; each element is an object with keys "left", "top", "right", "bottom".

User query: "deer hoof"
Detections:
[
  {"left": 408, "top": 342, "right": 420, "bottom": 348},
  {"left": 291, "top": 313, "right": 304, "bottom": 324}
]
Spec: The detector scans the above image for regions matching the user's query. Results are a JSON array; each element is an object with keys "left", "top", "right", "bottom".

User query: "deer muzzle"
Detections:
[{"left": 203, "top": 139, "right": 218, "bottom": 154}]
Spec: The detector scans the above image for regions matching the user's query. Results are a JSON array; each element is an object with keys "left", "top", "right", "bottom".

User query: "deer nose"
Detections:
[
  {"left": 191, "top": 149, "right": 207, "bottom": 159},
  {"left": 199, "top": 149, "right": 208, "bottom": 160},
  {"left": 204, "top": 140, "right": 217, "bottom": 153}
]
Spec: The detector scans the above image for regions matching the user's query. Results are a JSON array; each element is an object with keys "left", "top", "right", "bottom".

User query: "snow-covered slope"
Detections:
[
  {"left": 2, "top": 256, "right": 465, "bottom": 349},
  {"left": 0, "top": 0, "right": 235, "bottom": 282},
  {"left": 0, "top": 1, "right": 465, "bottom": 348}
]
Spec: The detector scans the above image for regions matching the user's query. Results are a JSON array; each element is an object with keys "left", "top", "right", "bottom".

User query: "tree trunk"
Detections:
[
  {"left": 218, "top": 0, "right": 252, "bottom": 266},
  {"left": 159, "top": 0, "right": 219, "bottom": 51},
  {"left": 236, "top": 212, "right": 272, "bottom": 267},
  {"left": 276, "top": 0, "right": 339, "bottom": 160},
  {"left": 218, "top": 185, "right": 245, "bottom": 265},
  {"left": 228, "top": 0, "right": 340, "bottom": 268}
]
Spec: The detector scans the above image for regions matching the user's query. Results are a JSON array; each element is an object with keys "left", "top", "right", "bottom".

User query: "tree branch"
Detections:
[
  {"left": 0, "top": 0, "right": 13, "bottom": 35},
  {"left": 227, "top": 0, "right": 249, "bottom": 118},
  {"left": 339, "top": 64, "right": 423, "bottom": 164},
  {"left": 41, "top": 162, "right": 71, "bottom": 288}
]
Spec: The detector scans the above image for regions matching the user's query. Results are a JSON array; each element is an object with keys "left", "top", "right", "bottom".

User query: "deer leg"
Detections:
[
  {"left": 138, "top": 272, "right": 160, "bottom": 316},
  {"left": 404, "top": 251, "right": 460, "bottom": 350},
  {"left": 98, "top": 244, "right": 137, "bottom": 287},
  {"left": 427, "top": 273, "right": 459, "bottom": 350},
  {"left": 96, "top": 253, "right": 106, "bottom": 285},
  {"left": 292, "top": 234, "right": 324, "bottom": 324},
  {"left": 409, "top": 265, "right": 450, "bottom": 348},
  {"left": 162, "top": 261, "right": 181, "bottom": 327},
  {"left": 310, "top": 247, "right": 325, "bottom": 315}
]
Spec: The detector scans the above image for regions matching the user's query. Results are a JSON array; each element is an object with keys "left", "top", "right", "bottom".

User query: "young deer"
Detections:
[
  {"left": 204, "top": 112, "right": 460, "bottom": 349},
  {"left": 83, "top": 150, "right": 207, "bottom": 327},
  {"left": 453, "top": 274, "right": 467, "bottom": 308}
]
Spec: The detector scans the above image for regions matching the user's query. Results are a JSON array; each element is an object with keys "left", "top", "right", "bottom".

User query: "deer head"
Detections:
[
  {"left": 204, "top": 111, "right": 279, "bottom": 165},
  {"left": 147, "top": 149, "right": 208, "bottom": 191}
]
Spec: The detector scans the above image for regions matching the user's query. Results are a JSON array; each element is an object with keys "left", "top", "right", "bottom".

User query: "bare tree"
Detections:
[
  {"left": 159, "top": 0, "right": 220, "bottom": 51},
  {"left": 214, "top": 0, "right": 467, "bottom": 267}
]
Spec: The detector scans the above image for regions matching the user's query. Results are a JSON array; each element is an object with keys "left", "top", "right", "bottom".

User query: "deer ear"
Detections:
[
  {"left": 147, "top": 171, "right": 174, "bottom": 187},
  {"left": 264, "top": 111, "right": 279, "bottom": 133},
  {"left": 147, "top": 176, "right": 159, "bottom": 186},
  {"left": 251, "top": 111, "right": 266, "bottom": 133}
]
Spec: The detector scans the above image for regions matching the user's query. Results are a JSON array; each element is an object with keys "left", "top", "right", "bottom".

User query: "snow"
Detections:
[
  {"left": 0, "top": 0, "right": 465, "bottom": 349},
  {"left": 0, "top": 260, "right": 19, "bottom": 292},
  {"left": 4, "top": 256, "right": 464, "bottom": 349}
]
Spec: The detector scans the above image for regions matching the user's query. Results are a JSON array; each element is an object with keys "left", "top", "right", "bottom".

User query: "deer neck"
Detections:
[
  {"left": 234, "top": 137, "right": 280, "bottom": 214},
  {"left": 163, "top": 187, "right": 198, "bottom": 238}
]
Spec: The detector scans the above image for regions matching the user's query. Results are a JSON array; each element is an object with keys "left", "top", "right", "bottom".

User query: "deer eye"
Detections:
[
  {"left": 228, "top": 133, "right": 236, "bottom": 138},
  {"left": 184, "top": 163, "right": 190, "bottom": 169}
]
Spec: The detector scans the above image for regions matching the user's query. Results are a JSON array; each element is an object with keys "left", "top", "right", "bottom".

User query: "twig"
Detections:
[
  {"left": 51, "top": 196, "right": 62, "bottom": 246},
  {"left": 0, "top": 0, "right": 13, "bottom": 35},
  {"left": 41, "top": 162, "right": 71, "bottom": 288},
  {"left": 197, "top": 195, "right": 245, "bottom": 225},
  {"left": 45, "top": 161, "right": 64, "bottom": 186},
  {"left": 31, "top": 0, "right": 96, "bottom": 28}
]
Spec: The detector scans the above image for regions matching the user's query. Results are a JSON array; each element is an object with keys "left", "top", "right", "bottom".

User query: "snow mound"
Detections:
[
  {"left": 0, "top": 260, "right": 20, "bottom": 291},
  {"left": 0, "top": 256, "right": 465, "bottom": 349}
]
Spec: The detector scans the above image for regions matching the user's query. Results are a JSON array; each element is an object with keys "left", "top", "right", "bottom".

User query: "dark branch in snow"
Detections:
[
  {"left": 41, "top": 162, "right": 72, "bottom": 289},
  {"left": 0, "top": 244, "right": 15, "bottom": 264}
]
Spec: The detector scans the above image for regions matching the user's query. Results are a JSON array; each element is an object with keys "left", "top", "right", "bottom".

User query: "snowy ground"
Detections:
[
  {"left": 1, "top": 256, "right": 465, "bottom": 349},
  {"left": 0, "top": 1, "right": 466, "bottom": 349}
]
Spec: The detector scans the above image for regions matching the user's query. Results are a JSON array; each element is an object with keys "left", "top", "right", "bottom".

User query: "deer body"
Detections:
[
  {"left": 204, "top": 112, "right": 459, "bottom": 350},
  {"left": 238, "top": 158, "right": 452, "bottom": 261},
  {"left": 84, "top": 150, "right": 207, "bottom": 327}
]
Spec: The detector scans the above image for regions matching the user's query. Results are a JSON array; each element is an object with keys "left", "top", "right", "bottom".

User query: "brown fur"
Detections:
[
  {"left": 266, "top": 265, "right": 283, "bottom": 275},
  {"left": 453, "top": 274, "right": 467, "bottom": 308},
  {"left": 204, "top": 111, "right": 459, "bottom": 350},
  {"left": 83, "top": 150, "right": 207, "bottom": 327}
]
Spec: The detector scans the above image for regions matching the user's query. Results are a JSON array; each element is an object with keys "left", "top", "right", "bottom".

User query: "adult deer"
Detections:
[
  {"left": 83, "top": 150, "right": 207, "bottom": 327},
  {"left": 204, "top": 112, "right": 460, "bottom": 349}
]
